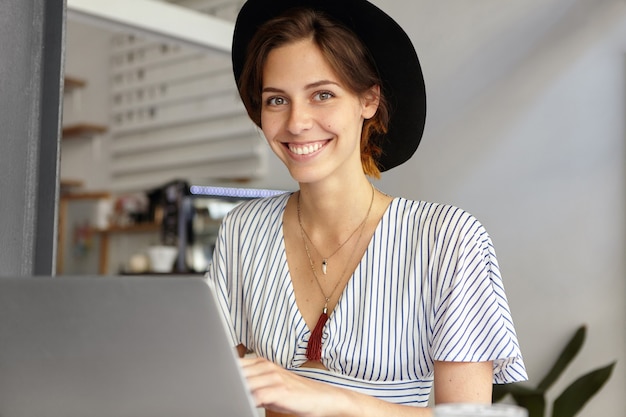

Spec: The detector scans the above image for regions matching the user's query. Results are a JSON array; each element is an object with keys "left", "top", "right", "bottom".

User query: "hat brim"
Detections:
[{"left": 232, "top": 0, "right": 426, "bottom": 172}]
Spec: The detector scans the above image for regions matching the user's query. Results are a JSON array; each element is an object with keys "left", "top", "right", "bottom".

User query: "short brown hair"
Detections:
[{"left": 237, "top": 8, "right": 389, "bottom": 178}]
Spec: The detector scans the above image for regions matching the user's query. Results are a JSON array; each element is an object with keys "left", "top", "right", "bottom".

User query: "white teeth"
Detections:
[{"left": 289, "top": 142, "right": 322, "bottom": 155}]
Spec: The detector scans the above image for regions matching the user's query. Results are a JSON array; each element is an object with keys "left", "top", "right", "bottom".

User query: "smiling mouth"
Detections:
[{"left": 287, "top": 141, "right": 326, "bottom": 155}]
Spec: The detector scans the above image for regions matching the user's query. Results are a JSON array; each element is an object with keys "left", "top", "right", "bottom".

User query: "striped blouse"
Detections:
[{"left": 206, "top": 193, "right": 527, "bottom": 406}]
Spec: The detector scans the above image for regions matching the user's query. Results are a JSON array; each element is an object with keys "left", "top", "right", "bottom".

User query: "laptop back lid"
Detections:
[{"left": 0, "top": 276, "right": 258, "bottom": 417}]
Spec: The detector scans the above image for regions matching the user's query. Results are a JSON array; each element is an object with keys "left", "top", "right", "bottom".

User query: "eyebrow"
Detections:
[{"left": 262, "top": 80, "right": 341, "bottom": 94}]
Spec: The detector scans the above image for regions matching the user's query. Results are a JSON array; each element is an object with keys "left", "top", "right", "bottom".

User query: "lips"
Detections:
[{"left": 287, "top": 141, "right": 326, "bottom": 155}]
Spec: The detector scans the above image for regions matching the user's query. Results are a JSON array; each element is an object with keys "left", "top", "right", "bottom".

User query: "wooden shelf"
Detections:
[
  {"left": 64, "top": 76, "right": 86, "bottom": 91},
  {"left": 60, "top": 178, "right": 84, "bottom": 188},
  {"left": 62, "top": 123, "right": 108, "bottom": 139},
  {"left": 60, "top": 191, "right": 111, "bottom": 200},
  {"left": 57, "top": 191, "right": 112, "bottom": 274},
  {"left": 60, "top": 179, "right": 84, "bottom": 193},
  {"left": 96, "top": 223, "right": 161, "bottom": 275},
  {"left": 57, "top": 191, "right": 160, "bottom": 275},
  {"left": 96, "top": 223, "right": 161, "bottom": 234}
]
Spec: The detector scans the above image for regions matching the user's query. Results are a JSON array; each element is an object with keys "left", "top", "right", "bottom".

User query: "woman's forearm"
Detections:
[
  {"left": 331, "top": 387, "right": 433, "bottom": 417},
  {"left": 244, "top": 358, "right": 493, "bottom": 417}
]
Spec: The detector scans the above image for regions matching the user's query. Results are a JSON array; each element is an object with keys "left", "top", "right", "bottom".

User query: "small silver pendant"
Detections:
[{"left": 322, "top": 259, "right": 328, "bottom": 275}]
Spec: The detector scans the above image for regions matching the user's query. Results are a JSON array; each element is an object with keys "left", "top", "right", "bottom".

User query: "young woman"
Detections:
[{"left": 206, "top": 1, "right": 527, "bottom": 416}]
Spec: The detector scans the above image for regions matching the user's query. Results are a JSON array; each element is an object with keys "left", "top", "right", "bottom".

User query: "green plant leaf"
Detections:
[
  {"left": 493, "top": 383, "right": 537, "bottom": 402},
  {"left": 512, "top": 390, "right": 545, "bottom": 417},
  {"left": 536, "top": 325, "right": 586, "bottom": 392},
  {"left": 492, "top": 383, "right": 510, "bottom": 402},
  {"left": 551, "top": 361, "right": 616, "bottom": 417},
  {"left": 495, "top": 385, "right": 544, "bottom": 417}
]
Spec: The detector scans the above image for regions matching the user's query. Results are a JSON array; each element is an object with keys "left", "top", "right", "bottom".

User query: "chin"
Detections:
[{"left": 286, "top": 166, "right": 326, "bottom": 185}]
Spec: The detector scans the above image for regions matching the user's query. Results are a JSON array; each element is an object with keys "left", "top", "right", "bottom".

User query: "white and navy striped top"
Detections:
[{"left": 207, "top": 193, "right": 527, "bottom": 406}]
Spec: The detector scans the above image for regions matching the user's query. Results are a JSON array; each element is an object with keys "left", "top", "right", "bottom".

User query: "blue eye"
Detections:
[
  {"left": 266, "top": 96, "right": 287, "bottom": 106},
  {"left": 315, "top": 91, "right": 334, "bottom": 101}
]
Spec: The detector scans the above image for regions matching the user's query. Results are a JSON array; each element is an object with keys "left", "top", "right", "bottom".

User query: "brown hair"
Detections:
[{"left": 237, "top": 8, "right": 390, "bottom": 178}]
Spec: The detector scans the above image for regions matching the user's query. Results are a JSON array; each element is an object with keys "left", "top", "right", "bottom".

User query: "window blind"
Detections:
[{"left": 109, "top": 32, "right": 265, "bottom": 192}]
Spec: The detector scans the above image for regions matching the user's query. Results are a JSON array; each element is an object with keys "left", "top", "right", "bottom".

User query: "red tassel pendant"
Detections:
[{"left": 306, "top": 307, "right": 328, "bottom": 361}]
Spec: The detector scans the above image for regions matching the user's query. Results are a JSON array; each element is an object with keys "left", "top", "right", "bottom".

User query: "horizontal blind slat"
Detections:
[
  {"left": 111, "top": 113, "right": 256, "bottom": 155},
  {"left": 111, "top": 134, "right": 263, "bottom": 175},
  {"left": 111, "top": 72, "right": 235, "bottom": 114},
  {"left": 111, "top": 156, "right": 264, "bottom": 192}
]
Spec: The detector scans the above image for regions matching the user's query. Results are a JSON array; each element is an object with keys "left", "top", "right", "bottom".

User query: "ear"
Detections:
[{"left": 361, "top": 85, "right": 380, "bottom": 120}]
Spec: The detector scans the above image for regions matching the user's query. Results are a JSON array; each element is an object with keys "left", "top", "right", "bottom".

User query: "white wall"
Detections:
[{"left": 370, "top": 0, "right": 625, "bottom": 415}]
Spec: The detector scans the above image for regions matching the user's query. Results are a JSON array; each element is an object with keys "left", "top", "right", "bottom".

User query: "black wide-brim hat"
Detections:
[{"left": 232, "top": 0, "right": 426, "bottom": 172}]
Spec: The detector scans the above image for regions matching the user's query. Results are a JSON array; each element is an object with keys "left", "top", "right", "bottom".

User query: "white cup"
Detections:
[
  {"left": 147, "top": 245, "right": 178, "bottom": 273},
  {"left": 433, "top": 403, "right": 527, "bottom": 417}
]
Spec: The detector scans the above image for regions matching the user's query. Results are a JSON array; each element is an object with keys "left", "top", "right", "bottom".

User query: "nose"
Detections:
[{"left": 286, "top": 102, "right": 313, "bottom": 135}]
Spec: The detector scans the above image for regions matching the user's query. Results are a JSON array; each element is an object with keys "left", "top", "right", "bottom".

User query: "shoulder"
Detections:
[
  {"left": 387, "top": 197, "right": 489, "bottom": 244},
  {"left": 390, "top": 197, "right": 480, "bottom": 226},
  {"left": 221, "top": 192, "right": 291, "bottom": 229}
]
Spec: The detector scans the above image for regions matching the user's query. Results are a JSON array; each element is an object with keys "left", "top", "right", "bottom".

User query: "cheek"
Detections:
[
  {"left": 260, "top": 114, "right": 279, "bottom": 138},
  {"left": 318, "top": 111, "right": 342, "bottom": 132}
]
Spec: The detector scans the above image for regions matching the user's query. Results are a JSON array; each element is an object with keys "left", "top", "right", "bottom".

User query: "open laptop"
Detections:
[{"left": 0, "top": 275, "right": 258, "bottom": 417}]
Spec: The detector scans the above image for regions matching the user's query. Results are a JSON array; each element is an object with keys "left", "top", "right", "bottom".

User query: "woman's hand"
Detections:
[
  {"left": 241, "top": 356, "right": 492, "bottom": 417},
  {"left": 240, "top": 357, "right": 438, "bottom": 417},
  {"left": 240, "top": 356, "right": 343, "bottom": 417}
]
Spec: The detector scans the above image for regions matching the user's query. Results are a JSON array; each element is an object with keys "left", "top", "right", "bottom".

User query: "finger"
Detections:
[
  {"left": 240, "top": 361, "right": 289, "bottom": 409},
  {"left": 240, "top": 357, "right": 276, "bottom": 378},
  {"left": 239, "top": 356, "right": 265, "bottom": 368}
]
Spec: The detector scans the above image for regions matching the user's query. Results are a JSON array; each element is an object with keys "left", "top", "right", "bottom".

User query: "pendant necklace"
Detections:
[
  {"left": 296, "top": 183, "right": 375, "bottom": 361},
  {"left": 297, "top": 182, "right": 374, "bottom": 275}
]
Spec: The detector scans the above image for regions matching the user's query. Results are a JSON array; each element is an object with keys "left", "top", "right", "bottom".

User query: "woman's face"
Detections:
[{"left": 260, "top": 38, "right": 379, "bottom": 184}]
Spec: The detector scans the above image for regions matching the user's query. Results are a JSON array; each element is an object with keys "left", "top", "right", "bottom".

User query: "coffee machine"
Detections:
[{"left": 174, "top": 184, "right": 286, "bottom": 273}]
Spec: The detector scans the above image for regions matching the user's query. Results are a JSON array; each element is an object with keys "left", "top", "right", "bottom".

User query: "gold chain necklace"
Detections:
[
  {"left": 296, "top": 183, "right": 375, "bottom": 361},
  {"left": 297, "top": 182, "right": 375, "bottom": 275}
]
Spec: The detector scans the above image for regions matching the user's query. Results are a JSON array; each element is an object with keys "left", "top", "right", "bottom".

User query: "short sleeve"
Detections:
[{"left": 431, "top": 214, "right": 527, "bottom": 384}]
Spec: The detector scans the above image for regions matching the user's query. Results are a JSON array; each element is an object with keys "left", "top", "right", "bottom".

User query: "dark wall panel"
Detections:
[{"left": 0, "top": 0, "right": 65, "bottom": 275}]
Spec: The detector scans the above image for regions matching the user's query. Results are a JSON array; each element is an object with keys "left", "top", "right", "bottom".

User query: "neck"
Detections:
[
  {"left": 297, "top": 178, "right": 374, "bottom": 231},
  {"left": 296, "top": 179, "right": 377, "bottom": 248}
]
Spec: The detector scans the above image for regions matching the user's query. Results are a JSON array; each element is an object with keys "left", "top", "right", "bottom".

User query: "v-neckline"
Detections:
[{"left": 279, "top": 195, "right": 395, "bottom": 336}]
